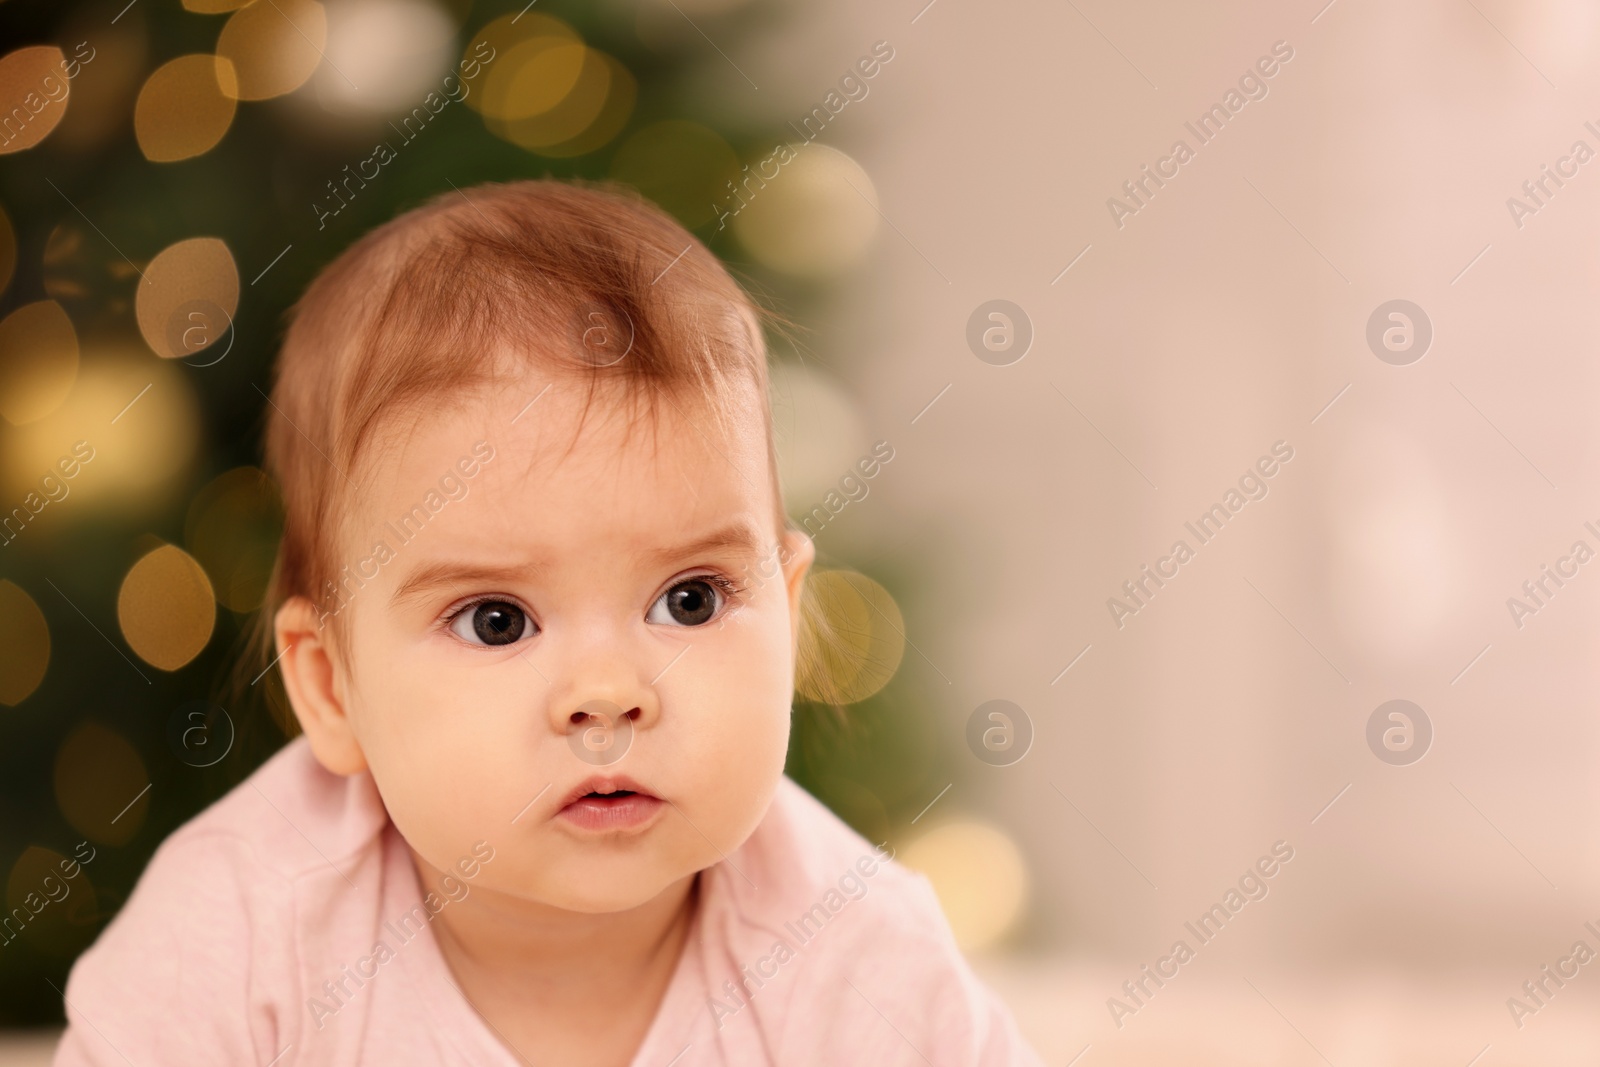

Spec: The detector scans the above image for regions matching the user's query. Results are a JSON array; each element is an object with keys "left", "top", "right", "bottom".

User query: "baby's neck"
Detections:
[
  {"left": 412, "top": 849, "right": 699, "bottom": 1066},
  {"left": 430, "top": 869, "right": 698, "bottom": 975}
]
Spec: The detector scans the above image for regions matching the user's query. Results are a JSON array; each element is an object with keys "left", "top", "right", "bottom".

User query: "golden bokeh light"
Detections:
[
  {"left": 0, "top": 300, "right": 79, "bottom": 426},
  {"left": 532, "top": 52, "right": 634, "bottom": 159},
  {"left": 185, "top": 466, "right": 284, "bottom": 613},
  {"left": 464, "top": 13, "right": 579, "bottom": 117},
  {"left": 0, "top": 204, "right": 14, "bottom": 295},
  {"left": 0, "top": 347, "right": 200, "bottom": 510},
  {"left": 463, "top": 13, "right": 632, "bottom": 157},
  {"left": 0, "top": 46, "right": 72, "bottom": 155},
  {"left": 54, "top": 721, "right": 148, "bottom": 846},
  {"left": 484, "top": 45, "right": 625, "bottom": 153},
  {"left": 483, "top": 36, "right": 587, "bottom": 122},
  {"left": 4, "top": 845, "right": 98, "bottom": 956},
  {"left": 135, "top": 237, "right": 239, "bottom": 359},
  {"left": 134, "top": 54, "right": 239, "bottom": 162},
  {"left": 117, "top": 543, "right": 216, "bottom": 671},
  {"left": 732, "top": 144, "right": 880, "bottom": 278},
  {"left": 610, "top": 120, "right": 740, "bottom": 228},
  {"left": 796, "top": 570, "right": 906, "bottom": 705},
  {"left": 0, "top": 580, "right": 49, "bottom": 706},
  {"left": 217, "top": 0, "right": 328, "bottom": 100},
  {"left": 902, "top": 819, "right": 1030, "bottom": 952}
]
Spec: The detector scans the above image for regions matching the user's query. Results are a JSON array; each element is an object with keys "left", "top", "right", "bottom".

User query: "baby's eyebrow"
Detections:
[
  {"left": 644, "top": 521, "right": 769, "bottom": 567},
  {"left": 390, "top": 562, "right": 531, "bottom": 607},
  {"left": 389, "top": 521, "right": 769, "bottom": 607}
]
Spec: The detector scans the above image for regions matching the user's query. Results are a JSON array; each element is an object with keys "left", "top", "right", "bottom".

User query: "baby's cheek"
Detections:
[
  {"left": 355, "top": 671, "right": 525, "bottom": 861},
  {"left": 684, "top": 683, "right": 790, "bottom": 835},
  {"left": 370, "top": 733, "right": 483, "bottom": 823}
]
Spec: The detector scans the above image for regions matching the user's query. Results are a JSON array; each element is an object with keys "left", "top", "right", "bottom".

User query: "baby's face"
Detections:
[{"left": 306, "top": 373, "right": 811, "bottom": 913}]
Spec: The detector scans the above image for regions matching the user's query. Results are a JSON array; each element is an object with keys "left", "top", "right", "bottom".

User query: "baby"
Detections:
[{"left": 54, "top": 180, "right": 1042, "bottom": 1066}]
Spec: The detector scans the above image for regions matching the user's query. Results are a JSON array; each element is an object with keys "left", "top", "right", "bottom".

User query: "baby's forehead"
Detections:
[
  {"left": 373, "top": 373, "right": 763, "bottom": 474},
  {"left": 345, "top": 376, "right": 775, "bottom": 548}
]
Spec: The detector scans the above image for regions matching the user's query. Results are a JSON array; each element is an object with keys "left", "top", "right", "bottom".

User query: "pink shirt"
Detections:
[{"left": 54, "top": 737, "right": 1042, "bottom": 1066}]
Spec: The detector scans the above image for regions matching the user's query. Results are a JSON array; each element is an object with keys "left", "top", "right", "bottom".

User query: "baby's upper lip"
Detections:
[{"left": 558, "top": 775, "right": 658, "bottom": 809}]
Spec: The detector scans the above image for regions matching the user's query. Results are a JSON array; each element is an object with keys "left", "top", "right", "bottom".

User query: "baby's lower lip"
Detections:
[{"left": 557, "top": 792, "right": 664, "bottom": 833}]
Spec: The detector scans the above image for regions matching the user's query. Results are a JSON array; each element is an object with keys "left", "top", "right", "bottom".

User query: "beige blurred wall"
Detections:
[{"left": 765, "top": 0, "right": 1600, "bottom": 977}]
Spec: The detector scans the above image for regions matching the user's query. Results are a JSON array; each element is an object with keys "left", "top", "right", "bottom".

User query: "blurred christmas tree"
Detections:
[{"left": 0, "top": 0, "right": 937, "bottom": 1027}]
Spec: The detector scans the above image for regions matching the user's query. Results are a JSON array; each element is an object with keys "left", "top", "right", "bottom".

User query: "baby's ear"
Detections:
[
  {"left": 779, "top": 529, "right": 816, "bottom": 644},
  {"left": 273, "top": 597, "right": 368, "bottom": 776}
]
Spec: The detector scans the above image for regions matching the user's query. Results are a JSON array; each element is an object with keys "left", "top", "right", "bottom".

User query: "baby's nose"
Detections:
[
  {"left": 562, "top": 699, "right": 641, "bottom": 766},
  {"left": 544, "top": 627, "right": 663, "bottom": 739}
]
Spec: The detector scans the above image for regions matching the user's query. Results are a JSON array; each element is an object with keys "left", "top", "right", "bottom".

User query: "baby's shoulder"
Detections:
[
  {"left": 742, "top": 777, "right": 940, "bottom": 927},
  {"left": 54, "top": 738, "right": 392, "bottom": 1065},
  {"left": 161, "top": 734, "right": 390, "bottom": 879},
  {"left": 97, "top": 734, "right": 392, "bottom": 958},
  {"left": 747, "top": 776, "right": 928, "bottom": 913},
  {"left": 731, "top": 778, "right": 966, "bottom": 973},
  {"left": 713, "top": 779, "right": 1038, "bottom": 1064}
]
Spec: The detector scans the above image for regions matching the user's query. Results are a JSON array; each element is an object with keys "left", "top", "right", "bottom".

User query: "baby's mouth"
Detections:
[{"left": 557, "top": 777, "right": 664, "bottom": 833}]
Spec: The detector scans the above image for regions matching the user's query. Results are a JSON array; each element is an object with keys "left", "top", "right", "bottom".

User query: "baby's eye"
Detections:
[
  {"left": 647, "top": 577, "right": 724, "bottom": 627},
  {"left": 449, "top": 600, "right": 532, "bottom": 646}
]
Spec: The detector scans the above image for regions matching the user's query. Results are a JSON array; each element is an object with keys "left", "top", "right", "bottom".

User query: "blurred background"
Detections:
[{"left": 3, "top": 0, "right": 1600, "bottom": 1063}]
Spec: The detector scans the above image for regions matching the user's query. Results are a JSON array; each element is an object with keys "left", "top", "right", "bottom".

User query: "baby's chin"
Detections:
[{"left": 494, "top": 849, "right": 709, "bottom": 914}]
